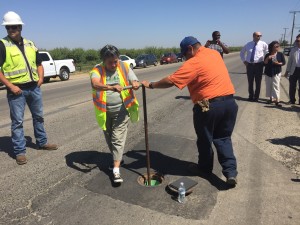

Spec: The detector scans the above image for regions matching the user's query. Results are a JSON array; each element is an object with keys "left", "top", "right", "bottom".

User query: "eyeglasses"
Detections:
[
  {"left": 274, "top": 45, "right": 280, "bottom": 48},
  {"left": 5, "top": 25, "right": 18, "bottom": 30}
]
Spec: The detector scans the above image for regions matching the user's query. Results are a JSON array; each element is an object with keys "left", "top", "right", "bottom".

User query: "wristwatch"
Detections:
[{"left": 149, "top": 82, "right": 154, "bottom": 89}]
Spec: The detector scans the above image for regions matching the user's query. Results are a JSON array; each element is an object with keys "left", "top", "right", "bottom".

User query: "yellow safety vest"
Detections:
[
  {"left": 90, "top": 61, "right": 139, "bottom": 130},
  {"left": 0, "top": 36, "right": 39, "bottom": 84}
]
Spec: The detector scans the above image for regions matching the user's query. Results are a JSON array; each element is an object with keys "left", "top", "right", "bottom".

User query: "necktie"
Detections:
[{"left": 250, "top": 42, "right": 257, "bottom": 62}]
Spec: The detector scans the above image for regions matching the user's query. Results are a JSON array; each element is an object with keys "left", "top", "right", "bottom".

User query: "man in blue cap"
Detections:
[{"left": 142, "top": 36, "right": 238, "bottom": 187}]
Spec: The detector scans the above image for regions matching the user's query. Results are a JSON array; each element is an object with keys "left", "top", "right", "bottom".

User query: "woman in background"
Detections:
[{"left": 264, "top": 41, "right": 286, "bottom": 107}]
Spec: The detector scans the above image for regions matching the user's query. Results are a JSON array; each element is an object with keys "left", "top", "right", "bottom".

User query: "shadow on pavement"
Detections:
[
  {"left": 65, "top": 150, "right": 123, "bottom": 188},
  {"left": 0, "top": 136, "right": 36, "bottom": 159},
  {"left": 264, "top": 104, "right": 300, "bottom": 112},
  {"left": 291, "top": 178, "right": 300, "bottom": 182},
  {"left": 175, "top": 96, "right": 191, "bottom": 100},
  {"left": 234, "top": 96, "right": 250, "bottom": 102},
  {"left": 267, "top": 136, "right": 300, "bottom": 152},
  {"left": 229, "top": 71, "right": 247, "bottom": 75},
  {"left": 234, "top": 96, "right": 271, "bottom": 104}
]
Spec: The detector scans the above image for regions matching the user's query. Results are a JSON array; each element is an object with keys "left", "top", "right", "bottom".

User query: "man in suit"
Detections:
[{"left": 285, "top": 34, "right": 300, "bottom": 105}]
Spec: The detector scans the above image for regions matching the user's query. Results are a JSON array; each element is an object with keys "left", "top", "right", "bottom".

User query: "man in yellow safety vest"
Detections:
[{"left": 0, "top": 11, "right": 58, "bottom": 165}]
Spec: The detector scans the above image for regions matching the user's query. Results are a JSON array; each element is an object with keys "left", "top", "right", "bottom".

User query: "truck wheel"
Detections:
[
  {"left": 59, "top": 69, "right": 70, "bottom": 81},
  {"left": 44, "top": 77, "right": 50, "bottom": 83}
]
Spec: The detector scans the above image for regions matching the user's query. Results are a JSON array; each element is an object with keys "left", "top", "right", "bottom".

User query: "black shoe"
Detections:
[
  {"left": 113, "top": 172, "right": 123, "bottom": 183},
  {"left": 287, "top": 101, "right": 295, "bottom": 105},
  {"left": 108, "top": 160, "right": 124, "bottom": 170},
  {"left": 275, "top": 102, "right": 282, "bottom": 107},
  {"left": 253, "top": 98, "right": 259, "bottom": 102},
  {"left": 247, "top": 98, "right": 254, "bottom": 102},
  {"left": 226, "top": 177, "right": 237, "bottom": 186}
]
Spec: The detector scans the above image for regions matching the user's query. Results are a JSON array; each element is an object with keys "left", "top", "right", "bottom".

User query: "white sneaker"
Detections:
[{"left": 113, "top": 172, "right": 123, "bottom": 183}]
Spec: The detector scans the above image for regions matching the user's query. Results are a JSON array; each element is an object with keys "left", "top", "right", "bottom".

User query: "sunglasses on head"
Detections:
[{"left": 5, "top": 25, "right": 19, "bottom": 30}]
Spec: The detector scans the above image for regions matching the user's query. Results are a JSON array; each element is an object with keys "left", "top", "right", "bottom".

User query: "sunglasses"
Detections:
[
  {"left": 296, "top": 40, "right": 300, "bottom": 43},
  {"left": 5, "top": 25, "right": 19, "bottom": 30},
  {"left": 274, "top": 45, "right": 280, "bottom": 48},
  {"left": 256, "top": 35, "right": 262, "bottom": 37}
]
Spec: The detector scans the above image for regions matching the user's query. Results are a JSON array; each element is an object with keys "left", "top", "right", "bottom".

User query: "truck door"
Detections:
[{"left": 39, "top": 52, "right": 56, "bottom": 77}]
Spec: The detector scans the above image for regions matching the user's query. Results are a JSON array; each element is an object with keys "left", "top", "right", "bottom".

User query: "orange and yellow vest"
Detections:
[
  {"left": 90, "top": 61, "right": 139, "bottom": 130},
  {"left": 0, "top": 36, "right": 39, "bottom": 84}
]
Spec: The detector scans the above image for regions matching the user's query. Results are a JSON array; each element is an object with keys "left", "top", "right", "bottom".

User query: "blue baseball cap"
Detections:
[{"left": 180, "top": 36, "right": 200, "bottom": 55}]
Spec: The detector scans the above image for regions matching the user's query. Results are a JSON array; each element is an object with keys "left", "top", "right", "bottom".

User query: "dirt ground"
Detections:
[{"left": 252, "top": 75, "right": 300, "bottom": 177}]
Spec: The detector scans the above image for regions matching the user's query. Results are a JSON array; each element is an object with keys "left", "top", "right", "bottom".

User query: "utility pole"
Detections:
[
  {"left": 289, "top": 11, "right": 300, "bottom": 47},
  {"left": 283, "top": 27, "right": 288, "bottom": 48}
]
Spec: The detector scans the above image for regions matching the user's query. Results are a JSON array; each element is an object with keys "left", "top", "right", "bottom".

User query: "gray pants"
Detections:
[{"left": 103, "top": 105, "right": 129, "bottom": 161}]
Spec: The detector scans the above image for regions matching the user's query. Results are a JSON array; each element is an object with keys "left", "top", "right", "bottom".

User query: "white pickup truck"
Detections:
[{"left": 39, "top": 51, "right": 76, "bottom": 82}]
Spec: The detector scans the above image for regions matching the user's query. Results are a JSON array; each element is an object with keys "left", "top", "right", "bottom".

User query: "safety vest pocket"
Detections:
[{"left": 9, "top": 50, "right": 22, "bottom": 67}]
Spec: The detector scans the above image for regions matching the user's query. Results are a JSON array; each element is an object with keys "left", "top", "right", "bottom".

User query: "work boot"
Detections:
[
  {"left": 16, "top": 155, "right": 27, "bottom": 165},
  {"left": 226, "top": 177, "right": 237, "bottom": 186},
  {"left": 39, "top": 143, "right": 58, "bottom": 150}
]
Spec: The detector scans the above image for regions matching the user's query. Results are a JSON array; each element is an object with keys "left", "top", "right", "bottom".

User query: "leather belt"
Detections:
[
  {"left": 14, "top": 82, "right": 37, "bottom": 89},
  {"left": 209, "top": 94, "right": 233, "bottom": 103}
]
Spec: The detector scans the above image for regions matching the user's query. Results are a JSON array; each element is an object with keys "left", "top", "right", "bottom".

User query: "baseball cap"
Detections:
[{"left": 180, "top": 36, "right": 200, "bottom": 55}]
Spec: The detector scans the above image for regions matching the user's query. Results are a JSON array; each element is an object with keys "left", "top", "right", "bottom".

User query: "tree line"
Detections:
[{"left": 46, "top": 46, "right": 242, "bottom": 65}]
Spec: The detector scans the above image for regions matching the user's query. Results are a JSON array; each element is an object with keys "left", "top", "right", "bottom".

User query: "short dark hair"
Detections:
[
  {"left": 100, "top": 45, "right": 120, "bottom": 60},
  {"left": 212, "top": 31, "right": 220, "bottom": 37},
  {"left": 268, "top": 41, "right": 279, "bottom": 52}
]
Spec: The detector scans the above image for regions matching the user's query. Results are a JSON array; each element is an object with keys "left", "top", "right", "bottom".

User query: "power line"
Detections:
[
  {"left": 289, "top": 11, "right": 300, "bottom": 46},
  {"left": 283, "top": 28, "right": 289, "bottom": 48}
]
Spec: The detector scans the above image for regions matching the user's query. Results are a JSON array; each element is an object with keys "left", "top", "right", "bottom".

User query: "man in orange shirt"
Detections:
[{"left": 141, "top": 36, "right": 238, "bottom": 186}]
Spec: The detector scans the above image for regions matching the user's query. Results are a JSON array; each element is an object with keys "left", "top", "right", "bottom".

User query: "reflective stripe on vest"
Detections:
[
  {"left": 90, "top": 61, "right": 139, "bottom": 130},
  {"left": 0, "top": 37, "right": 39, "bottom": 83}
]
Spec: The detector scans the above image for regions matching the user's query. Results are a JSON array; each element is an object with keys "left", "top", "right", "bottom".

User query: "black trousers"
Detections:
[
  {"left": 289, "top": 67, "right": 300, "bottom": 103},
  {"left": 246, "top": 63, "right": 264, "bottom": 99},
  {"left": 193, "top": 97, "right": 238, "bottom": 178}
]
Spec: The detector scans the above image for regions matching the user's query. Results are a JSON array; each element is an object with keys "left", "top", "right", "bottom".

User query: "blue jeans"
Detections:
[
  {"left": 193, "top": 97, "right": 238, "bottom": 178},
  {"left": 7, "top": 84, "right": 47, "bottom": 156}
]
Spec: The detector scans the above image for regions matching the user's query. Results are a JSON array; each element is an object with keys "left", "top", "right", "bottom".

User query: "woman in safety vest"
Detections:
[{"left": 90, "top": 45, "right": 140, "bottom": 183}]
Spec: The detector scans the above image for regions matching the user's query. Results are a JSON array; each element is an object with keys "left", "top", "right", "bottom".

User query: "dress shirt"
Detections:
[{"left": 240, "top": 40, "right": 268, "bottom": 63}]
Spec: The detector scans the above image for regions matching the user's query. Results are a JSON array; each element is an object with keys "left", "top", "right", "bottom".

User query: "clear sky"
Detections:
[{"left": 0, "top": 0, "right": 300, "bottom": 50}]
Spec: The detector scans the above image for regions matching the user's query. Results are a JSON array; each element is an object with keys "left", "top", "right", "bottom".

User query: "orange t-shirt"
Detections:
[{"left": 168, "top": 46, "right": 235, "bottom": 103}]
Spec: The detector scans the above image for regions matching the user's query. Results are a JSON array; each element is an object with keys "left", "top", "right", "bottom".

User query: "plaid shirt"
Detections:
[{"left": 208, "top": 42, "right": 228, "bottom": 57}]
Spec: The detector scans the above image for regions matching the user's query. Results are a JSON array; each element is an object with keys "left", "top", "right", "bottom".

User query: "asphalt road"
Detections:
[{"left": 0, "top": 53, "right": 299, "bottom": 225}]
